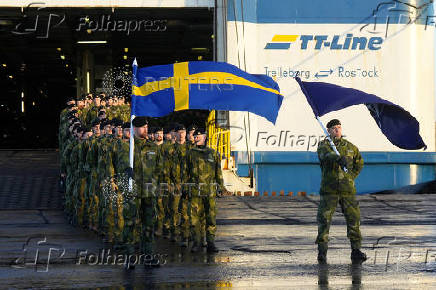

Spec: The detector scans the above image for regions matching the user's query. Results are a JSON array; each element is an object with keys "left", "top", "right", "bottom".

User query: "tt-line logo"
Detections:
[{"left": 265, "top": 34, "right": 384, "bottom": 50}]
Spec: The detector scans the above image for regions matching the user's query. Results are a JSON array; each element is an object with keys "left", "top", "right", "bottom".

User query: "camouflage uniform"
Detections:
[
  {"left": 112, "top": 138, "right": 131, "bottom": 249},
  {"left": 132, "top": 138, "right": 147, "bottom": 248},
  {"left": 153, "top": 142, "right": 166, "bottom": 235},
  {"left": 161, "top": 140, "right": 176, "bottom": 235},
  {"left": 111, "top": 105, "right": 130, "bottom": 122},
  {"left": 105, "top": 106, "right": 116, "bottom": 120},
  {"left": 58, "top": 108, "right": 69, "bottom": 154},
  {"left": 187, "top": 145, "right": 223, "bottom": 246},
  {"left": 139, "top": 140, "right": 161, "bottom": 253},
  {"left": 86, "top": 135, "right": 101, "bottom": 231},
  {"left": 62, "top": 137, "right": 76, "bottom": 220},
  {"left": 118, "top": 104, "right": 131, "bottom": 122},
  {"left": 98, "top": 135, "right": 118, "bottom": 240},
  {"left": 316, "top": 137, "right": 364, "bottom": 250},
  {"left": 83, "top": 104, "right": 98, "bottom": 126},
  {"left": 171, "top": 142, "right": 190, "bottom": 240},
  {"left": 78, "top": 106, "right": 89, "bottom": 124},
  {"left": 96, "top": 135, "right": 114, "bottom": 236},
  {"left": 70, "top": 141, "right": 81, "bottom": 225},
  {"left": 77, "top": 139, "right": 91, "bottom": 226}
]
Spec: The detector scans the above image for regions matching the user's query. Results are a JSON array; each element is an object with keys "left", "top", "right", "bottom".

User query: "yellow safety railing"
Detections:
[{"left": 206, "top": 110, "right": 231, "bottom": 166}]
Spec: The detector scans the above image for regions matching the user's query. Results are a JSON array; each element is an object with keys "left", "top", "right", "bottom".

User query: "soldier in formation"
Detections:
[{"left": 59, "top": 94, "right": 225, "bottom": 264}]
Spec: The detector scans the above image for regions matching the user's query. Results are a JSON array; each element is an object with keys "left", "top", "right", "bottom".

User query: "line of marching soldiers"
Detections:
[{"left": 59, "top": 94, "right": 224, "bottom": 261}]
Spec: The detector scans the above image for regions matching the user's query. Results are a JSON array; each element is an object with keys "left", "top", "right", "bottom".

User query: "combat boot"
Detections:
[
  {"left": 170, "top": 233, "right": 179, "bottom": 243},
  {"left": 162, "top": 228, "right": 171, "bottom": 239},
  {"left": 179, "top": 238, "right": 189, "bottom": 247},
  {"left": 191, "top": 241, "right": 202, "bottom": 253},
  {"left": 317, "top": 243, "right": 328, "bottom": 264},
  {"left": 206, "top": 242, "right": 219, "bottom": 253},
  {"left": 154, "top": 227, "right": 163, "bottom": 237},
  {"left": 351, "top": 249, "right": 367, "bottom": 263}
]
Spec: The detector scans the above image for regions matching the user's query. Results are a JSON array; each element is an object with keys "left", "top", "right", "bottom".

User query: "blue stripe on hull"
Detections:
[{"left": 233, "top": 151, "right": 436, "bottom": 195}]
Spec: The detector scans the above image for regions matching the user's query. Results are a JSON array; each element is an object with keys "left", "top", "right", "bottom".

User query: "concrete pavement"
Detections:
[
  {"left": 1, "top": 151, "right": 435, "bottom": 289},
  {"left": 0, "top": 194, "right": 435, "bottom": 289}
]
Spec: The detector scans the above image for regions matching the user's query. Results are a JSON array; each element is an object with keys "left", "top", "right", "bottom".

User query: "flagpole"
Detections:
[
  {"left": 129, "top": 114, "right": 135, "bottom": 190},
  {"left": 129, "top": 58, "right": 138, "bottom": 191},
  {"left": 316, "top": 116, "right": 347, "bottom": 173}
]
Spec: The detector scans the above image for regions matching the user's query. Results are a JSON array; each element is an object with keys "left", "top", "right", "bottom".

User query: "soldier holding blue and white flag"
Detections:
[{"left": 316, "top": 119, "right": 366, "bottom": 264}]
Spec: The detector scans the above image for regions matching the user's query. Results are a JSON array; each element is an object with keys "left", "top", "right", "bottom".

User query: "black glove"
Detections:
[
  {"left": 124, "top": 167, "right": 134, "bottom": 179},
  {"left": 338, "top": 156, "right": 347, "bottom": 169}
]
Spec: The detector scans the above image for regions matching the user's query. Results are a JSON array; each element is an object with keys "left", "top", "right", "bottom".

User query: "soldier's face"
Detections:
[
  {"left": 92, "top": 125, "right": 100, "bottom": 136},
  {"left": 123, "top": 128, "right": 130, "bottom": 139},
  {"left": 94, "top": 97, "right": 101, "bottom": 106},
  {"left": 170, "top": 130, "right": 177, "bottom": 140},
  {"left": 155, "top": 131, "right": 163, "bottom": 141},
  {"left": 77, "top": 100, "right": 84, "bottom": 108},
  {"left": 101, "top": 100, "right": 106, "bottom": 106},
  {"left": 116, "top": 126, "right": 123, "bottom": 138},
  {"left": 328, "top": 125, "right": 342, "bottom": 138},
  {"left": 108, "top": 99, "right": 114, "bottom": 106},
  {"left": 188, "top": 130, "right": 195, "bottom": 142},
  {"left": 135, "top": 125, "right": 148, "bottom": 138},
  {"left": 177, "top": 130, "right": 186, "bottom": 142},
  {"left": 164, "top": 133, "right": 172, "bottom": 140},
  {"left": 195, "top": 134, "right": 206, "bottom": 145},
  {"left": 104, "top": 125, "right": 112, "bottom": 135}
]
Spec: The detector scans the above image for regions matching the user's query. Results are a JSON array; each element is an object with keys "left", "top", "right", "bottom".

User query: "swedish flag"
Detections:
[{"left": 131, "top": 61, "right": 283, "bottom": 123}]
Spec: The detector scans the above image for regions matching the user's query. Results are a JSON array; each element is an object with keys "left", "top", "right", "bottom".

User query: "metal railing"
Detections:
[{"left": 207, "top": 110, "right": 230, "bottom": 162}]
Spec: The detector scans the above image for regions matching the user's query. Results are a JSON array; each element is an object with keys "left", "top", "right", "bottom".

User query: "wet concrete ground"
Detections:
[
  {"left": 0, "top": 194, "right": 436, "bottom": 289},
  {"left": 0, "top": 151, "right": 435, "bottom": 289}
]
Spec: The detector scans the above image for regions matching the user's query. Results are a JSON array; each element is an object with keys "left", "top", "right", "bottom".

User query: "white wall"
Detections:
[{"left": 227, "top": 21, "right": 435, "bottom": 152}]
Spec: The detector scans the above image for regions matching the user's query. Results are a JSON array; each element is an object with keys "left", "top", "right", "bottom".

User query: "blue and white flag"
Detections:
[{"left": 295, "top": 77, "right": 426, "bottom": 150}]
